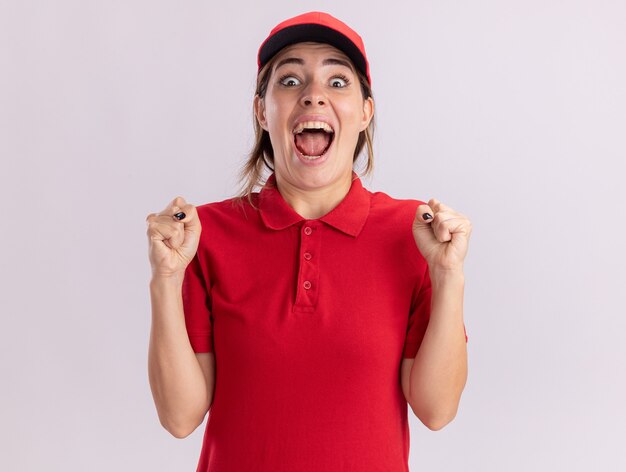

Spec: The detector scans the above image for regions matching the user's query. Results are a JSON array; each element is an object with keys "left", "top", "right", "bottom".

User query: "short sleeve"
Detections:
[
  {"left": 402, "top": 263, "right": 469, "bottom": 358},
  {"left": 181, "top": 250, "right": 214, "bottom": 353},
  {"left": 402, "top": 263, "right": 432, "bottom": 358}
]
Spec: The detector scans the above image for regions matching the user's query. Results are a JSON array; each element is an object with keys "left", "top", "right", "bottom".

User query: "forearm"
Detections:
[
  {"left": 148, "top": 275, "right": 210, "bottom": 437},
  {"left": 409, "top": 269, "right": 468, "bottom": 429}
]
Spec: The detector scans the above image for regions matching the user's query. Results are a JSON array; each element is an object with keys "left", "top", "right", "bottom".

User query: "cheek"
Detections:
[
  {"left": 264, "top": 100, "right": 279, "bottom": 126},
  {"left": 338, "top": 99, "right": 366, "bottom": 130},
  {"left": 264, "top": 99, "right": 291, "bottom": 134}
]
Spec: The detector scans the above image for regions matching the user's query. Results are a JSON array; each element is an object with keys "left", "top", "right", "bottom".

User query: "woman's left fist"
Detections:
[{"left": 412, "top": 198, "right": 472, "bottom": 272}]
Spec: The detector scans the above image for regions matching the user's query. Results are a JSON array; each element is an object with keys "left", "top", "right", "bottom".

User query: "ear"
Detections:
[
  {"left": 254, "top": 95, "right": 269, "bottom": 131},
  {"left": 359, "top": 96, "right": 374, "bottom": 132}
]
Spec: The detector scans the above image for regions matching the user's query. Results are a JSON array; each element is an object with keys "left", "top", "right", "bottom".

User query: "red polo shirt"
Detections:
[{"left": 182, "top": 172, "right": 467, "bottom": 471}]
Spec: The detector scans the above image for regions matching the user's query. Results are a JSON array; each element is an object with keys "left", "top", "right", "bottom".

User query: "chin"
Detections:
[{"left": 288, "top": 159, "right": 353, "bottom": 189}]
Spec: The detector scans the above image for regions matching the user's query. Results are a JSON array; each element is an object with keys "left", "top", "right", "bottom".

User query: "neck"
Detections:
[{"left": 276, "top": 173, "right": 353, "bottom": 219}]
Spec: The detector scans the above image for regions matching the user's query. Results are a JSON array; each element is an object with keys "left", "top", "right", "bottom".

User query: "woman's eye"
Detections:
[
  {"left": 280, "top": 76, "right": 301, "bottom": 86},
  {"left": 330, "top": 77, "right": 348, "bottom": 88}
]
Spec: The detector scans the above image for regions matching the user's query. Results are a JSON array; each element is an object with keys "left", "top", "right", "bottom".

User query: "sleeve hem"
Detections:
[
  {"left": 402, "top": 343, "right": 419, "bottom": 359},
  {"left": 189, "top": 334, "right": 213, "bottom": 353},
  {"left": 403, "top": 326, "right": 468, "bottom": 358}
]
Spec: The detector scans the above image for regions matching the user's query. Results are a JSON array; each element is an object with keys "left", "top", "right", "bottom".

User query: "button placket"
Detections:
[{"left": 294, "top": 221, "right": 321, "bottom": 311}]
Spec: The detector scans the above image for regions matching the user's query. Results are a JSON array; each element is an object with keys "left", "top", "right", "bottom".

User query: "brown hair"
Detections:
[{"left": 235, "top": 50, "right": 375, "bottom": 205}]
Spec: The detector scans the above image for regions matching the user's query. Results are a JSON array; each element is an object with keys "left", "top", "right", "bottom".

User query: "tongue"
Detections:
[{"left": 295, "top": 130, "right": 331, "bottom": 156}]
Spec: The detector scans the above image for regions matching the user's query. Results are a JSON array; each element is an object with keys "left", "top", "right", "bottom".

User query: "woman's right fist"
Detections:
[{"left": 146, "top": 196, "right": 201, "bottom": 279}]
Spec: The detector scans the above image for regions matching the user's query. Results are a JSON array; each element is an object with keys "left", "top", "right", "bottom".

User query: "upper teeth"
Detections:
[{"left": 293, "top": 121, "right": 334, "bottom": 134}]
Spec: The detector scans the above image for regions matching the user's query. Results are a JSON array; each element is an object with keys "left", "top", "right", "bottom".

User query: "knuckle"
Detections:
[{"left": 186, "top": 206, "right": 197, "bottom": 218}]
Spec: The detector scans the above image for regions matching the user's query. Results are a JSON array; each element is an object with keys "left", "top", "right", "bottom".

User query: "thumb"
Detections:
[
  {"left": 413, "top": 203, "right": 434, "bottom": 225},
  {"left": 171, "top": 202, "right": 202, "bottom": 259}
]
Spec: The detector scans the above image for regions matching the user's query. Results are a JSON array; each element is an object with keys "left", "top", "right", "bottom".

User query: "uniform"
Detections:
[{"left": 182, "top": 171, "right": 468, "bottom": 471}]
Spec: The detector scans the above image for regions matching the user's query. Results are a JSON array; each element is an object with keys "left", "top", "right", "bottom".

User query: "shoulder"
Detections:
[
  {"left": 195, "top": 194, "right": 260, "bottom": 224},
  {"left": 362, "top": 187, "right": 429, "bottom": 271},
  {"left": 193, "top": 194, "right": 262, "bottom": 244},
  {"left": 366, "top": 188, "right": 427, "bottom": 224}
]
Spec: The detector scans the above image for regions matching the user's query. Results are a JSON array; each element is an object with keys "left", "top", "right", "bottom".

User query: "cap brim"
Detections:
[{"left": 258, "top": 23, "right": 368, "bottom": 81}]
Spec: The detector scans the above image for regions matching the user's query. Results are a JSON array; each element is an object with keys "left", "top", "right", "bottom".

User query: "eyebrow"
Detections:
[{"left": 274, "top": 57, "right": 354, "bottom": 72}]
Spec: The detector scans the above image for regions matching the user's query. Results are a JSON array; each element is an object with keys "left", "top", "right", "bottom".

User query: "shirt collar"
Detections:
[{"left": 258, "top": 172, "right": 371, "bottom": 237}]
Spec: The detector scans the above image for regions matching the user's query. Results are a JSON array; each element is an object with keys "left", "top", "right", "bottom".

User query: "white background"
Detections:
[{"left": 2, "top": 1, "right": 625, "bottom": 470}]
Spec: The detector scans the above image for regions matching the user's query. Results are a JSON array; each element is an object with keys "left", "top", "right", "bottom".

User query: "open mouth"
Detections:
[{"left": 292, "top": 121, "right": 335, "bottom": 159}]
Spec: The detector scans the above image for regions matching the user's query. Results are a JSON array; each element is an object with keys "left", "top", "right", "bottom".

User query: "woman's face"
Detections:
[{"left": 254, "top": 42, "right": 374, "bottom": 192}]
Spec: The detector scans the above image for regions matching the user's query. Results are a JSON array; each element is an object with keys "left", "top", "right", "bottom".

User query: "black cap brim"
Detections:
[{"left": 258, "top": 23, "right": 368, "bottom": 80}]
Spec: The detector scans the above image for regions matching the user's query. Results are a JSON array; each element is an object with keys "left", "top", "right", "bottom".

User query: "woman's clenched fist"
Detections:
[{"left": 146, "top": 196, "right": 201, "bottom": 279}]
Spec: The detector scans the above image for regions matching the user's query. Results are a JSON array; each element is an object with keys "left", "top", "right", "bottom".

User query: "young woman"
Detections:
[{"left": 146, "top": 11, "right": 471, "bottom": 471}]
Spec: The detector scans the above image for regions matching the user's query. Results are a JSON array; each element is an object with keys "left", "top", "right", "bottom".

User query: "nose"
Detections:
[{"left": 300, "top": 82, "right": 326, "bottom": 107}]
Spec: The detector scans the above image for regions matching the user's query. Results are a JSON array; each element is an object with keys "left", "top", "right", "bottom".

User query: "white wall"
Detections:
[{"left": 1, "top": 1, "right": 625, "bottom": 470}]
